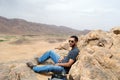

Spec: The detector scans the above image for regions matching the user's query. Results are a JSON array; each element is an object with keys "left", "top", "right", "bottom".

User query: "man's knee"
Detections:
[
  {"left": 47, "top": 50, "right": 56, "bottom": 56},
  {"left": 49, "top": 50, "right": 55, "bottom": 54}
]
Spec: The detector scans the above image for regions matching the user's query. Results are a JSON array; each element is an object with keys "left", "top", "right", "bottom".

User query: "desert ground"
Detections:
[{"left": 0, "top": 35, "right": 68, "bottom": 79}]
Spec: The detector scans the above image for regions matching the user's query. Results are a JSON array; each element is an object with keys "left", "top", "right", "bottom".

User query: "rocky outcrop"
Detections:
[
  {"left": 0, "top": 27, "right": 120, "bottom": 80},
  {"left": 0, "top": 60, "right": 39, "bottom": 80},
  {"left": 69, "top": 27, "right": 120, "bottom": 80}
]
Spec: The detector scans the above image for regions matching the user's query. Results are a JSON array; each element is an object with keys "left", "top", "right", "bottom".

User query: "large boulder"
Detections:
[
  {"left": 69, "top": 27, "right": 120, "bottom": 80},
  {"left": 0, "top": 60, "right": 39, "bottom": 80}
]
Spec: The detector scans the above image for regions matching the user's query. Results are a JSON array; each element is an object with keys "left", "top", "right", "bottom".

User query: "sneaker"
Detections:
[{"left": 26, "top": 62, "right": 36, "bottom": 69}]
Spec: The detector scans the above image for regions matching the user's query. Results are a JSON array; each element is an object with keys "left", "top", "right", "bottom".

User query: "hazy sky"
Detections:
[{"left": 0, "top": 0, "right": 120, "bottom": 30}]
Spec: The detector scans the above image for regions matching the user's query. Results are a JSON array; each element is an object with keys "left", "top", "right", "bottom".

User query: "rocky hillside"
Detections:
[
  {"left": 0, "top": 27, "right": 119, "bottom": 80},
  {"left": 69, "top": 27, "right": 120, "bottom": 80},
  {"left": 0, "top": 16, "right": 89, "bottom": 35}
]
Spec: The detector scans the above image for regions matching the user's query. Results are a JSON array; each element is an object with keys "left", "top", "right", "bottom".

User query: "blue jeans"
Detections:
[{"left": 33, "top": 50, "right": 66, "bottom": 74}]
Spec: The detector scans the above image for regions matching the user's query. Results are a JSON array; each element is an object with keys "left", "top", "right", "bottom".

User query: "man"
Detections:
[{"left": 26, "top": 35, "right": 79, "bottom": 74}]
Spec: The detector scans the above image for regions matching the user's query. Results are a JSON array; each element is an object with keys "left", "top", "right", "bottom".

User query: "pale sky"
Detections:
[{"left": 0, "top": 0, "right": 120, "bottom": 30}]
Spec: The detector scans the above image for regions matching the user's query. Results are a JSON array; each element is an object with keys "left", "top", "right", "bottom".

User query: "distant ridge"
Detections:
[{"left": 0, "top": 16, "right": 90, "bottom": 35}]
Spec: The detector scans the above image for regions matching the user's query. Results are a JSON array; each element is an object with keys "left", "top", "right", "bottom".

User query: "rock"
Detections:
[
  {"left": 110, "top": 27, "right": 120, "bottom": 35},
  {"left": 1, "top": 27, "right": 120, "bottom": 80},
  {"left": 0, "top": 60, "right": 39, "bottom": 80},
  {"left": 69, "top": 27, "right": 120, "bottom": 80},
  {"left": 55, "top": 40, "right": 70, "bottom": 50}
]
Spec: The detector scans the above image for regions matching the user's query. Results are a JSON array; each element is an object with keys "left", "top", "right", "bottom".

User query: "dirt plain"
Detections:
[{"left": 0, "top": 35, "right": 68, "bottom": 79}]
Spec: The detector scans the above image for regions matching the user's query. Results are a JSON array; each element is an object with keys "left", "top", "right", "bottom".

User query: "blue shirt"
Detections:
[{"left": 62, "top": 46, "right": 80, "bottom": 73}]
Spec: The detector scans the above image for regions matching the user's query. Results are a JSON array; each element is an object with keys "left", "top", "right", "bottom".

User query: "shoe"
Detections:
[
  {"left": 34, "top": 57, "right": 40, "bottom": 64},
  {"left": 26, "top": 62, "right": 36, "bottom": 69}
]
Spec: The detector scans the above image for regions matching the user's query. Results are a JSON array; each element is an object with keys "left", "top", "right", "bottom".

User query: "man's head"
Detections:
[{"left": 68, "top": 35, "right": 78, "bottom": 47}]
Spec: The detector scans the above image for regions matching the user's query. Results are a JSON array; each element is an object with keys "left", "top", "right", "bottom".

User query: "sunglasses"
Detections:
[{"left": 68, "top": 40, "right": 75, "bottom": 43}]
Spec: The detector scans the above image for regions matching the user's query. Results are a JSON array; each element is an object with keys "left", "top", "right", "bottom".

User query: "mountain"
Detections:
[{"left": 0, "top": 16, "right": 90, "bottom": 35}]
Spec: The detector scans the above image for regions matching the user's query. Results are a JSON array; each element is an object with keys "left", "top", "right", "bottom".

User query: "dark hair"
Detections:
[{"left": 70, "top": 35, "right": 78, "bottom": 42}]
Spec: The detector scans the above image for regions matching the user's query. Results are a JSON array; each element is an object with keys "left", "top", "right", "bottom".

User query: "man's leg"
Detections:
[
  {"left": 38, "top": 50, "right": 60, "bottom": 63},
  {"left": 33, "top": 65, "right": 66, "bottom": 74}
]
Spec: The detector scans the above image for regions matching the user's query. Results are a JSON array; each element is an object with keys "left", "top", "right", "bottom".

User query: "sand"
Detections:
[{"left": 0, "top": 35, "right": 65, "bottom": 79}]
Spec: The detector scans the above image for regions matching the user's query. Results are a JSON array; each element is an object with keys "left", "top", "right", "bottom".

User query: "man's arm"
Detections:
[{"left": 55, "top": 59, "right": 74, "bottom": 67}]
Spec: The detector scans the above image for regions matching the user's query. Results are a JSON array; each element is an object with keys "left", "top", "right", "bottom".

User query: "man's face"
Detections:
[{"left": 68, "top": 38, "right": 77, "bottom": 47}]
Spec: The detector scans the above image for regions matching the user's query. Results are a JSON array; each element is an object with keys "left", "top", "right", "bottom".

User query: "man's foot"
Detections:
[
  {"left": 26, "top": 62, "right": 36, "bottom": 69},
  {"left": 34, "top": 57, "right": 40, "bottom": 64}
]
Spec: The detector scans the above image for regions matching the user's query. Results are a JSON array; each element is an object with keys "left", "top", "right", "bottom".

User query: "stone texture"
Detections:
[
  {"left": 69, "top": 27, "right": 120, "bottom": 80},
  {"left": 0, "top": 27, "right": 120, "bottom": 80},
  {"left": 0, "top": 60, "right": 39, "bottom": 80}
]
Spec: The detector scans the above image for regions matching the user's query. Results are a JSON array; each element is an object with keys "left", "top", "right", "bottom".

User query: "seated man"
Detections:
[{"left": 26, "top": 35, "right": 80, "bottom": 74}]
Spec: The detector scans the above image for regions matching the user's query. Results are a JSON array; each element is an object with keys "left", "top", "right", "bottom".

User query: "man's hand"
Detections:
[
  {"left": 55, "top": 63, "right": 60, "bottom": 66},
  {"left": 55, "top": 59, "right": 75, "bottom": 67}
]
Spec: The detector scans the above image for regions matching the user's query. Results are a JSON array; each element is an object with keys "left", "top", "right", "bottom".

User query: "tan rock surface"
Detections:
[
  {"left": 0, "top": 27, "right": 120, "bottom": 80},
  {"left": 69, "top": 27, "right": 120, "bottom": 80}
]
